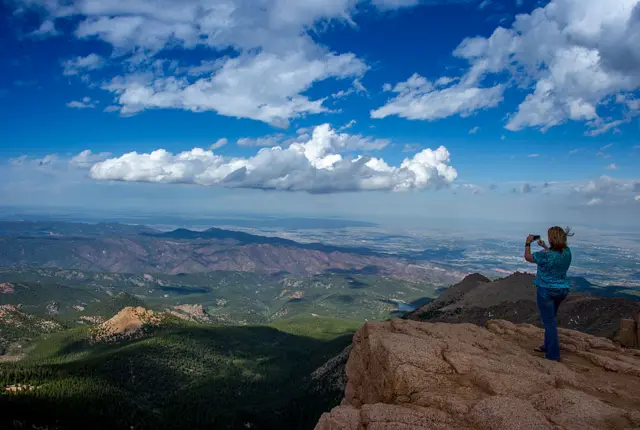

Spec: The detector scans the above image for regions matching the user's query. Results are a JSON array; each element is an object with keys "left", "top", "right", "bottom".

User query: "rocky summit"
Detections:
[
  {"left": 91, "top": 306, "right": 161, "bottom": 343},
  {"left": 316, "top": 319, "right": 640, "bottom": 430}
]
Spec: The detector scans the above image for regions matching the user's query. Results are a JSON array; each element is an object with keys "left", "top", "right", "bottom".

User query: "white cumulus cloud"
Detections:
[
  {"left": 373, "top": 0, "right": 640, "bottom": 134},
  {"left": 88, "top": 124, "right": 457, "bottom": 193},
  {"left": 104, "top": 51, "right": 367, "bottom": 128}
]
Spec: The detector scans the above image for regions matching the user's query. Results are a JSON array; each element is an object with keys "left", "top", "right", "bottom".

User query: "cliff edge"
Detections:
[{"left": 315, "top": 319, "right": 640, "bottom": 430}]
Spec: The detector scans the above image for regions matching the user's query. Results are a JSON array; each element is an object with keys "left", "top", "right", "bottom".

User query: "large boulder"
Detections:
[{"left": 316, "top": 319, "right": 640, "bottom": 430}]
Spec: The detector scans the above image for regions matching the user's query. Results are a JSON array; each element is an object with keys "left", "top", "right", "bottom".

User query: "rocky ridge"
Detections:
[
  {"left": 410, "top": 273, "right": 640, "bottom": 339},
  {"left": 316, "top": 318, "right": 640, "bottom": 430}
]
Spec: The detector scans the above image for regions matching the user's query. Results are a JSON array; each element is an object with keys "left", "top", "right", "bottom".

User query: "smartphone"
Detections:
[{"left": 532, "top": 235, "right": 541, "bottom": 241}]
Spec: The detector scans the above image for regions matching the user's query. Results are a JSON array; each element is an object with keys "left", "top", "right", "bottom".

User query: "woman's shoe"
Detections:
[{"left": 534, "top": 345, "right": 547, "bottom": 353}]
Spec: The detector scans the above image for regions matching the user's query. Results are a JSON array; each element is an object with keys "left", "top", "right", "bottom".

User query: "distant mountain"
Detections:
[
  {"left": 205, "top": 217, "right": 378, "bottom": 230},
  {"left": 408, "top": 272, "right": 640, "bottom": 339},
  {"left": 0, "top": 222, "right": 465, "bottom": 284},
  {"left": 144, "top": 227, "right": 382, "bottom": 256},
  {"left": 0, "top": 221, "right": 157, "bottom": 237}
]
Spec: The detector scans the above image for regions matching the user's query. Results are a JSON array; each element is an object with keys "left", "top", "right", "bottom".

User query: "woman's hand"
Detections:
[
  {"left": 537, "top": 239, "right": 548, "bottom": 249},
  {"left": 524, "top": 235, "right": 536, "bottom": 262}
]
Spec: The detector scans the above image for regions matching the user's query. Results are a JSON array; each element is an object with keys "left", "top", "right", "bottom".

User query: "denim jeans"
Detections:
[{"left": 536, "top": 287, "right": 568, "bottom": 360}]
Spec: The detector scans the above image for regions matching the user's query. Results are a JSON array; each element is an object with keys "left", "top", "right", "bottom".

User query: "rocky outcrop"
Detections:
[
  {"left": 168, "top": 304, "right": 211, "bottom": 322},
  {"left": 45, "top": 301, "right": 59, "bottom": 316},
  {"left": 4, "top": 384, "right": 38, "bottom": 392},
  {"left": 92, "top": 306, "right": 161, "bottom": 342},
  {"left": 0, "top": 282, "right": 15, "bottom": 294},
  {"left": 316, "top": 319, "right": 640, "bottom": 430},
  {"left": 616, "top": 312, "right": 640, "bottom": 349}
]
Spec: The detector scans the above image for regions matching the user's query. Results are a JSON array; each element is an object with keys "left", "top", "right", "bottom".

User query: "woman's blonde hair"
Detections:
[{"left": 548, "top": 226, "right": 574, "bottom": 251}]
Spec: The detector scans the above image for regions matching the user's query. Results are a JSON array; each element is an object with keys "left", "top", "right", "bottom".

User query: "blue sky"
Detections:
[{"left": 1, "top": 0, "right": 639, "bottom": 228}]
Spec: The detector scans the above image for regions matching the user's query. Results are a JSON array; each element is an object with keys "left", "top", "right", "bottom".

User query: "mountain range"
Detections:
[
  {"left": 0, "top": 221, "right": 464, "bottom": 284},
  {"left": 2, "top": 220, "right": 640, "bottom": 429}
]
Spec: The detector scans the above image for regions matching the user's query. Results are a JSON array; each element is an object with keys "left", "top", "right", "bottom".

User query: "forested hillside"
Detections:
[{"left": 1, "top": 316, "right": 357, "bottom": 430}]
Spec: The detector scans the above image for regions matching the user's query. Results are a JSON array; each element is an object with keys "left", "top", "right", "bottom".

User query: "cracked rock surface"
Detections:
[{"left": 315, "top": 319, "right": 640, "bottom": 430}]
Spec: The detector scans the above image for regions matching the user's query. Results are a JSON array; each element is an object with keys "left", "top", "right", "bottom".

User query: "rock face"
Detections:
[
  {"left": 312, "top": 345, "right": 353, "bottom": 394},
  {"left": 316, "top": 319, "right": 640, "bottom": 430},
  {"left": 168, "top": 304, "right": 210, "bottom": 322},
  {"left": 92, "top": 306, "right": 161, "bottom": 342},
  {"left": 617, "top": 315, "right": 640, "bottom": 348}
]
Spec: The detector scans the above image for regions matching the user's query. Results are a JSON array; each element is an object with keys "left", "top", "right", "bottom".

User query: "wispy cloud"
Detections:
[
  {"left": 339, "top": 120, "right": 357, "bottom": 131},
  {"left": 469, "top": 126, "right": 480, "bottom": 134},
  {"left": 66, "top": 97, "right": 98, "bottom": 109},
  {"left": 573, "top": 176, "right": 639, "bottom": 207},
  {"left": 62, "top": 54, "right": 105, "bottom": 76},
  {"left": 402, "top": 143, "right": 422, "bottom": 153},
  {"left": 236, "top": 135, "right": 285, "bottom": 148},
  {"left": 70, "top": 150, "right": 112, "bottom": 168},
  {"left": 460, "top": 184, "right": 486, "bottom": 195},
  {"left": 210, "top": 138, "right": 228, "bottom": 150},
  {"left": 604, "top": 163, "right": 617, "bottom": 170},
  {"left": 527, "top": 153, "right": 540, "bottom": 158},
  {"left": 587, "top": 197, "right": 603, "bottom": 206}
]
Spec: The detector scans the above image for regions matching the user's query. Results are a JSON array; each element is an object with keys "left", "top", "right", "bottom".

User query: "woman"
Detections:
[{"left": 524, "top": 226, "right": 573, "bottom": 361}]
